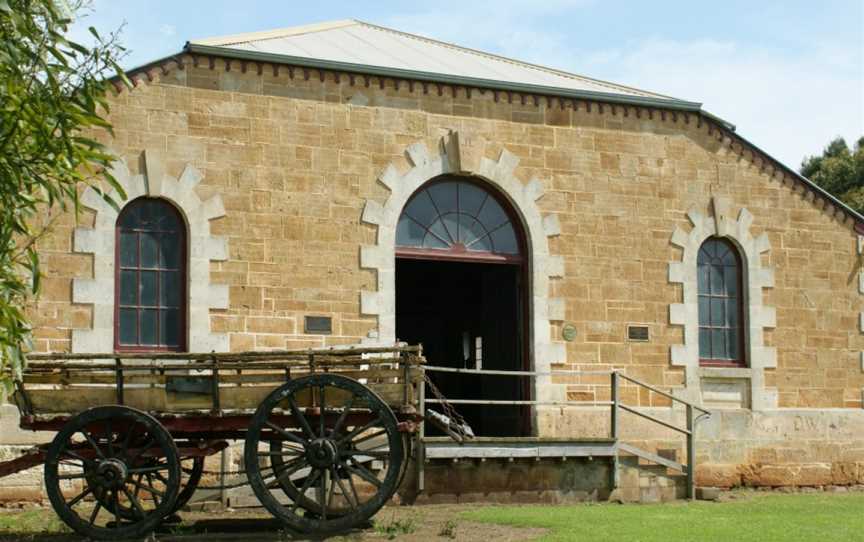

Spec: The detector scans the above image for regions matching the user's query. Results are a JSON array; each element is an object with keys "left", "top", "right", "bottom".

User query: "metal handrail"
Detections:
[
  {"left": 423, "top": 365, "right": 615, "bottom": 377},
  {"left": 418, "top": 363, "right": 711, "bottom": 501},
  {"left": 617, "top": 372, "right": 710, "bottom": 415}
]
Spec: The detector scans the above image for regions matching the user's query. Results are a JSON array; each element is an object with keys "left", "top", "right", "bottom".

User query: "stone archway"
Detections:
[{"left": 359, "top": 131, "right": 566, "bottom": 405}]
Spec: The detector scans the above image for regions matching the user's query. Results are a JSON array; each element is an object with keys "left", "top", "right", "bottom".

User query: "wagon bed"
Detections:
[{"left": 3, "top": 345, "right": 428, "bottom": 540}]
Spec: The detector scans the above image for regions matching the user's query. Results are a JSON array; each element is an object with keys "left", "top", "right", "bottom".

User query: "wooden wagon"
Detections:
[{"left": 0, "top": 345, "right": 427, "bottom": 540}]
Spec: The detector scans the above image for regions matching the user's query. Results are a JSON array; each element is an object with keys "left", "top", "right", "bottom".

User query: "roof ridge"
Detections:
[
  {"left": 352, "top": 19, "right": 678, "bottom": 101},
  {"left": 189, "top": 19, "right": 359, "bottom": 47}
]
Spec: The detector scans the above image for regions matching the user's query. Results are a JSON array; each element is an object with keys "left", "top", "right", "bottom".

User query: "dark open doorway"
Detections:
[{"left": 396, "top": 258, "right": 529, "bottom": 437}]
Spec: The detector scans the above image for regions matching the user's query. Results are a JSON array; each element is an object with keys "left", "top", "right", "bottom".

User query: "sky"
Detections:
[{"left": 69, "top": 0, "right": 864, "bottom": 169}]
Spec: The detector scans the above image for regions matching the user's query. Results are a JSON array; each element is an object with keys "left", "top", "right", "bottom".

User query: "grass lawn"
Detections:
[{"left": 461, "top": 492, "right": 864, "bottom": 542}]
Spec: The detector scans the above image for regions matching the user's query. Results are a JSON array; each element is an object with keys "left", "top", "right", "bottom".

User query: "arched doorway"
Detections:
[{"left": 394, "top": 175, "right": 530, "bottom": 436}]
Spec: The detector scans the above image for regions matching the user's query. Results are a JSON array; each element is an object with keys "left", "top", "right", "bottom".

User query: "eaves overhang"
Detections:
[{"left": 184, "top": 42, "right": 704, "bottom": 112}]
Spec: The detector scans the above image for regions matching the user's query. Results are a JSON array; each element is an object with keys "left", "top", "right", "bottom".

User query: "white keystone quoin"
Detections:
[
  {"left": 359, "top": 131, "right": 566, "bottom": 403},
  {"left": 668, "top": 196, "right": 777, "bottom": 410},
  {"left": 72, "top": 150, "right": 229, "bottom": 353}
]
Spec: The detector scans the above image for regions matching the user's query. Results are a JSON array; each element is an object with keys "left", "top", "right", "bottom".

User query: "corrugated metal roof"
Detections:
[{"left": 188, "top": 19, "right": 684, "bottom": 103}]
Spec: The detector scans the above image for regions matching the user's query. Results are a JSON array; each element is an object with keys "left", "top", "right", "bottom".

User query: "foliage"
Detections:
[
  {"left": 800, "top": 136, "right": 864, "bottom": 213},
  {"left": 462, "top": 491, "right": 864, "bottom": 542},
  {"left": 0, "top": 0, "right": 128, "bottom": 390},
  {"left": 438, "top": 518, "right": 457, "bottom": 538},
  {"left": 374, "top": 514, "right": 417, "bottom": 539}
]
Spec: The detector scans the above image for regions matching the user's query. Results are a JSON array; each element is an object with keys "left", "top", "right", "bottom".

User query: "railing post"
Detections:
[
  {"left": 686, "top": 403, "right": 695, "bottom": 500},
  {"left": 417, "top": 372, "right": 426, "bottom": 494},
  {"left": 610, "top": 371, "right": 619, "bottom": 490},
  {"left": 611, "top": 371, "right": 619, "bottom": 440}
]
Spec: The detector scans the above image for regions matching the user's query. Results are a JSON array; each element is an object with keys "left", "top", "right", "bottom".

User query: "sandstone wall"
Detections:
[{"left": 2, "top": 56, "right": 863, "bottom": 496}]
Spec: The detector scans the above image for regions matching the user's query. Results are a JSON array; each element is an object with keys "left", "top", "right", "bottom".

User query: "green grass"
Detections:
[
  {"left": 461, "top": 492, "right": 864, "bottom": 542},
  {"left": 0, "top": 508, "right": 69, "bottom": 534}
]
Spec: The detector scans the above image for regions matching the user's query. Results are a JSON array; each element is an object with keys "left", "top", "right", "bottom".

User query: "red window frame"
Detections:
[
  {"left": 114, "top": 198, "right": 188, "bottom": 352},
  {"left": 698, "top": 237, "right": 746, "bottom": 367}
]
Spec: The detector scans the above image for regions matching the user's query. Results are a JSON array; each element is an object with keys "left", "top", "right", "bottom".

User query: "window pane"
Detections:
[
  {"left": 489, "top": 223, "right": 518, "bottom": 254},
  {"left": 161, "top": 271, "right": 181, "bottom": 307},
  {"left": 161, "top": 310, "right": 180, "bottom": 347},
  {"left": 441, "top": 214, "right": 460, "bottom": 244},
  {"left": 140, "top": 309, "right": 158, "bottom": 345},
  {"left": 422, "top": 232, "right": 448, "bottom": 249},
  {"left": 699, "top": 328, "right": 711, "bottom": 358},
  {"left": 459, "top": 183, "right": 487, "bottom": 216},
  {"left": 396, "top": 217, "right": 425, "bottom": 246},
  {"left": 424, "top": 218, "right": 450, "bottom": 245},
  {"left": 724, "top": 266, "right": 738, "bottom": 297},
  {"left": 119, "top": 232, "right": 138, "bottom": 267},
  {"left": 160, "top": 232, "right": 181, "bottom": 269},
  {"left": 477, "top": 199, "right": 508, "bottom": 231},
  {"left": 728, "top": 329, "right": 739, "bottom": 360},
  {"left": 709, "top": 265, "right": 725, "bottom": 295},
  {"left": 710, "top": 298, "right": 726, "bottom": 326},
  {"left": 459, "top": 217, "right": 486, "bottom": 247},
  {"left": 119, "top": 270, "right": 137, "bottom": 306},
  {"left": 119, "top": 309, "right": 137, "bottom": 344},
  {"left": 728, "top": 299, "right": 739, "bottom": 327},
  {"left": 697, "top": 264, "right": 709, "bottom": 294},
  {"left": 403, "top": 191, "right": 438, "bottom": 227},
  {"left": 711, "top": 329, "right": 727, "bottom": 359},
  {"left": 468, "top": 233, "right": 493, "bottom": 252},
  {"left": 141, "top": 232, "right": 159, "bottom": 268},
  {"left": 698, "top": 296, "right": 709, "bottom": 325},
  {"left": 428, "top": 182, "right": 458, "bottom": 215},
  {"left": 140, "top": 271, "right": 158, "bottom": 306}
]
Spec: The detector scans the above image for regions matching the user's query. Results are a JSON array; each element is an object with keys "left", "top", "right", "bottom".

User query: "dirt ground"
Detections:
[{"left": 0, "top": 504, "right": 546, "bottom": 541}]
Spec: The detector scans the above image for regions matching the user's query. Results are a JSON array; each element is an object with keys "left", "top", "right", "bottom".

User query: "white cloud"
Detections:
[{"left": 382, "top": 8, "right": 863, "bottom": 168}]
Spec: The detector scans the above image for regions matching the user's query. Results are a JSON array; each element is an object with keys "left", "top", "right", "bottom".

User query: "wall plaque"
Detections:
[
  {"left": 627, "top": 325, "right": 650, "bottom": 342},
  {"left": 304, "top": 316, "right": 332, "bottom": 335}
]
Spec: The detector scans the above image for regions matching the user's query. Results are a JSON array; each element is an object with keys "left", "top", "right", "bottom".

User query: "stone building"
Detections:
[{"left": 2, "top": 19, "right": 863, "bottom": 501}]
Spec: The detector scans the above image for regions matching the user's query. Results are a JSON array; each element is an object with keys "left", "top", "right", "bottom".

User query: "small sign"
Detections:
[
  {"left": 627, "top": 325, "right": 650, "bottom": 342},
  {"left": 304, "top": 316, "right": 332, "bottom": 335}
]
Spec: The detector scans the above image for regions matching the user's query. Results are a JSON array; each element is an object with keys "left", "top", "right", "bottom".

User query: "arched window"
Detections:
[
  {"left": 115, "top": 198, "right": 187, "bottom": 351},
  {"left": 698, "top": 238, "right": 745, "bottom": 366},
  {"left": 396, "top": 178, "right": 522, "bottom": 263}
]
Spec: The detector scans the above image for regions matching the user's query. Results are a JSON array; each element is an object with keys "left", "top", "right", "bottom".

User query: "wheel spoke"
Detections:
[
  {"left": 290, "top": 469, "right": 321, "bottom": 513},
  {"left": 120, "top": 424, "right": 135, "bottom": 459},
  {"left": 128, "top": 436, "right": 155, "bottom": 464},
  {"left": 258, "top": 448, "right": 303, "bottom": 458},
  {"left": 325, "top": 469, "right": 337, "bottom": 517},
  {"left": 316, "top": 469, "right": 327, "bottom": 519},
  {"left": 106, "top": 419, "right": 113, "bottom": 457},
  {"left": 57, "top": 472, "right": 88, "bottom": 480},
  {"left": 332, "top": 467, "right": 357, "bottom": 509},
  {"left": 264, "top": 421, "right": 307, "bottom": 446},
  {"left": 62, "top": 449, "right": 88, "bottom": 463},
  {"left": 131, "top": 476, "right": 165, "bottom": 498},
  {"left": 80, "top": 430, "right": 105, "bottom": 460},
  {"left": 337, "top": 417, "right": 382, "bottom": 447},
  {"left": 145, "top": 473, "right": 162, "bottom": 505},
  {"left": 66, "top": 485, "right": 93, "bottom": 508},
  {"left": 287, "top": 396, "right": 316, "bottom": 440},
  {"left": 345, "top": 468, "right": 361, "bottom": 505},
  {"left": 319, "top": 385, "right": 326, "bottom": 438},
  {"left": 344, "top": 449, "right": 392, "bottom": 460},
  {"left": 351, "top": 429, "right": 388, "bottom": 448},
  {"left": 346, "top": 458, "right": 382, "bottom": 488},
  {"left": 88, "top": 500, "right": 102, "bottom": 526},
  {"left": 110, "top": 489, "right": 120, "bottom": 527},
  {"left": 265, "top": 458, "right": 308, "bottom": 489},
  {"left": 331, "top": 395, "right": 355, "bottom": 437},
  {"left": 128, "top": 463, "right": 170, "bottom": 475},
  {"left": 121, "top": 486, "right": 146, "bottom": 519}
]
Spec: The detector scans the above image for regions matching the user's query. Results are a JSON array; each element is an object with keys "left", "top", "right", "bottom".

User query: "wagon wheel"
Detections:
[
  {"left": 44, "top": 406, "right": 180, "bottom": 540},
  {"left": 172, "top": 455, "right": 205, "bottom": 513},
  {"left": 106, "top": 454, "right": 203, "bottom": 520},
  {"left": 245, "top": 374, "right": 404, "bottom": 533}
]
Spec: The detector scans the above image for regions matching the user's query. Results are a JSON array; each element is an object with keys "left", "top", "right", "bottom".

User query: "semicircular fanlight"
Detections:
[{"left": 396, "top": 180, "right": 521, "bottom": 258}]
